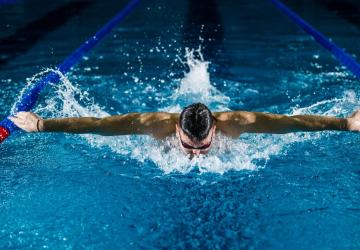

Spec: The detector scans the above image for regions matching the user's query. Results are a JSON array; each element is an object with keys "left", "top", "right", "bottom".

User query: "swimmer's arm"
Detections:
[
  {"left": 10, "top": 112, "right": 178, "bottom": 139},
  {"left": 214, "top": 110, "right": 360, "bottom": 137}
]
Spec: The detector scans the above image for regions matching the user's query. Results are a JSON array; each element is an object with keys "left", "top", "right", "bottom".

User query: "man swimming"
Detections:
[{"left": 9, "top": 103, "right": 360, "bottom": 155}]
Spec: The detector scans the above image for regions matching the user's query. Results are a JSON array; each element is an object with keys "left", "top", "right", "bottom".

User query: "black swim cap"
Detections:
[{"left": 179, "top": 103, "right": 214, "bottom": 141}]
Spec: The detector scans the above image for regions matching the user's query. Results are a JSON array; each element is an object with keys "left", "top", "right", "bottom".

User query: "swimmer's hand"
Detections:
[
  {"left": 9, "top": 112, "right": 43, "bottom": 132},
  {"left": 347, "top": 110, "right": 360, "bottom": 132}
]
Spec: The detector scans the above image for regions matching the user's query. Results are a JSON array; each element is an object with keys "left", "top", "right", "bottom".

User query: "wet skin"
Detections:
[{"left": 9, "top": 109, "right": 360, "bottom": 155}]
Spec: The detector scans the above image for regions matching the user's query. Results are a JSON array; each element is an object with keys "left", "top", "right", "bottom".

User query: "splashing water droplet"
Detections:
[{"left": 13, "top": 49, "right": 360, "bottom": 174}]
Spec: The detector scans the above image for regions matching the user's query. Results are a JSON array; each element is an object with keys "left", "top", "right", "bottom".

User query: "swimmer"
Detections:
[{"left": 9, "top": 103, "right": 360, "bottom": 155}]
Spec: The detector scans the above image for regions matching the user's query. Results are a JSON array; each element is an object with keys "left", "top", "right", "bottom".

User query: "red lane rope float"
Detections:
[{"left": 0, "top": 126, "right": 10, "bottom": 143}]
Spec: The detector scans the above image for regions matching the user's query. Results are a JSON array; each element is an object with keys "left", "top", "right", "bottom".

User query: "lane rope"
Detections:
[
  {"left": 0, "top": 0, "right": 140, "bottom": 143},
  {"left": 270, "top": 0, "right": 360, "bottom": 79}
]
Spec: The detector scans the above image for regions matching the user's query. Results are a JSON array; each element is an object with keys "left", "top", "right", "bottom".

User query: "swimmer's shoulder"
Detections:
[
  {"left": 213, "top": 110, "right": 254, "bottom": 124},
  {"left": 150, "top": 112, "right": 179, "bottom": 123},
  {"left": 213, "top": 111, "right": 253, "bottom": 138},
  {"left": 149, "top": 112, "right": 179, "bottom": 140}
]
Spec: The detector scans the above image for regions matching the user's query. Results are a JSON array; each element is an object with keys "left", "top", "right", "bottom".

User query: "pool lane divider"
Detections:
[
  {"left": 270, "top": 0, "right": 360, "bottom": 79},
  {"left": 0, "top": 0, "right": 140, "bottom": 144}
]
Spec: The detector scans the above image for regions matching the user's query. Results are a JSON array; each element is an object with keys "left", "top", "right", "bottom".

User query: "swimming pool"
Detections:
[{"left": 1, "top": 0, "right": 360, "bottom": 248}]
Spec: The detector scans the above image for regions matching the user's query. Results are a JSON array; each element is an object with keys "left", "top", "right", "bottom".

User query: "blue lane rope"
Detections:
[
  {"left": 0, "top": 0, "right": 140, "bottom": 143},
  {"left": 270, "top": 0, "right": 360, "bottom": 79}
]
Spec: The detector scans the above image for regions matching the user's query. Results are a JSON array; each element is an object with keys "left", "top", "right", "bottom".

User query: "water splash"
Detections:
[
  {"left": 290, "top": 90, "right": 358, "bottom": 117},
  {"left": 16, "top": 53, "right": 360, "bottom": 174},
  {"left": 166, "top": 47, "right": 230, "bottom": 112}
]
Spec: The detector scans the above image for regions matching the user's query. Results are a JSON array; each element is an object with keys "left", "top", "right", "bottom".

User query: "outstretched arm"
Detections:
[
  {"left": 9, "top": 111, "right": 178, "bottom": 139},
  {"left": 214, "top": 110, "right": 360, "bottom": 137}
]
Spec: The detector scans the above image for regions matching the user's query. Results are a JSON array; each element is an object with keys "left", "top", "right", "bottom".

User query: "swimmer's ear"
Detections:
[
  {"left": 175, "top": 124, "right": 181, "bottom": 138},
  {"left": 212, "top": 124, "right": 216, "bottom": 132}
]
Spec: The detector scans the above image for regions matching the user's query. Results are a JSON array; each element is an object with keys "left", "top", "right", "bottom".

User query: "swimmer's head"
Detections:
[{"left": 176, "top": 103, "right": 216, "bottom": 155}]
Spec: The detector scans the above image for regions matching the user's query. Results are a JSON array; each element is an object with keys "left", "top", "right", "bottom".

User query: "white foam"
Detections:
[
  {"left": 166, "top": 47, "right": 230, "bottom": 112},
  {"left": 16, "top": 52, "right": 360, "bottom": 174}
]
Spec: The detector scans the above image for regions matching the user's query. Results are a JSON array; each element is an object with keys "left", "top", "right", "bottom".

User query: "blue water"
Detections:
[{"left": 1, "top": 0, "right": 360, "bottom": 249}]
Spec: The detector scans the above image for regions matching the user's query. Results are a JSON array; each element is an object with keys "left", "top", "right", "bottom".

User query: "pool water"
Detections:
[{"left": 1, "top": 0, "right": 360, "bottom": 248}]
